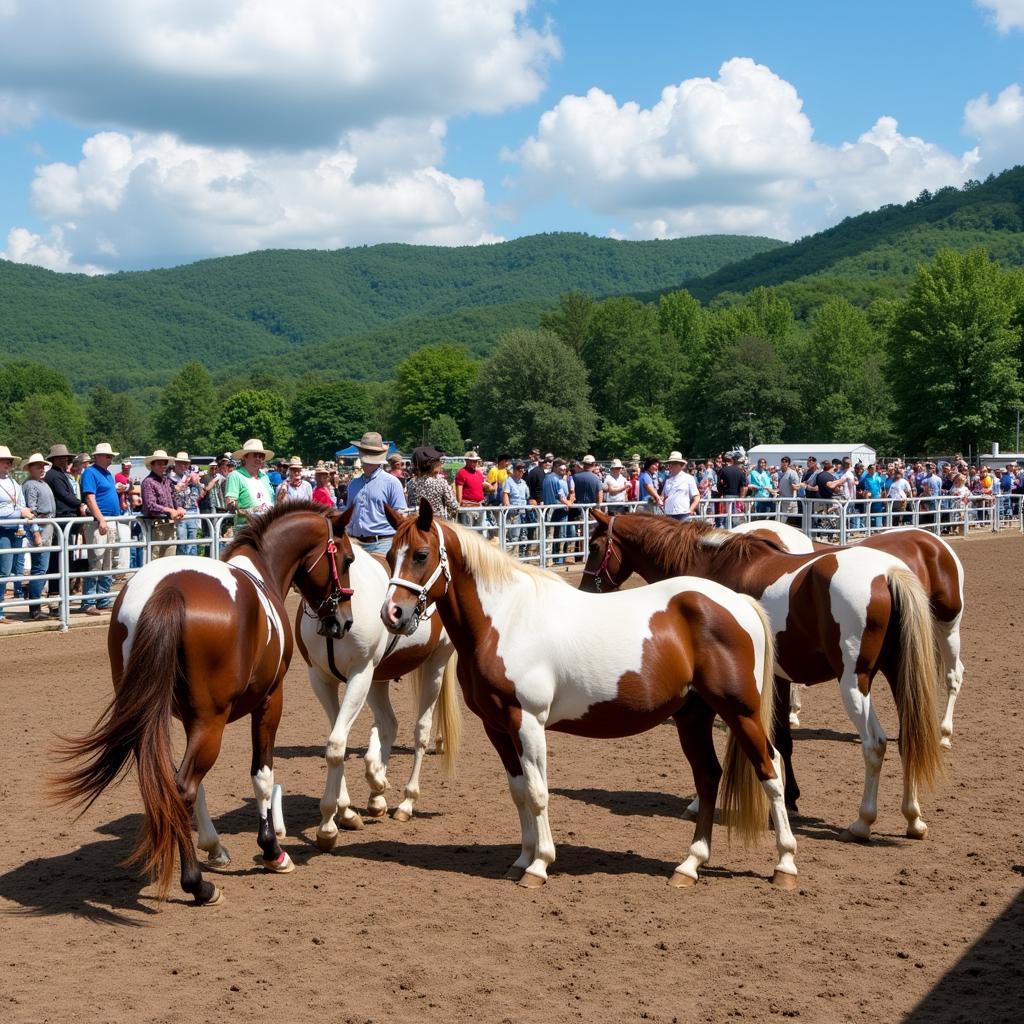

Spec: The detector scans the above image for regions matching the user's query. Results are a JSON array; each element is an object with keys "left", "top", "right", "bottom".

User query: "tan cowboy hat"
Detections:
[
  {"left": 91, "top": 441, "right": 120, "bottom": 459},
  {"left": 22, "top": 452, "right": 51, "bottom": 470},
  {"left": 232, "top": 438, "right": 275, "bottom": 461},
  {"left": 463, "top": 450, "right": 481, "bottom": 461},
  {"left": 144, "top": 448, "right": 173, "bottom": 468},
  {"left": 666, "top": 451, "right": 684, "bottom": 463},
  {"left": 287, "top": 456, "right": 304, "bottom": 469},
  {"left": 0, "top": 445, "right": 22, "bottom": 466},
  {"left": 314, "top": 461, "right": 330, "bottom": 475},
  {"left": 72, "top": 452, "right": 91, "bottom": 467},
  {"left": 582, "top": 454, "right": 596, "bottom": 465},
  {"left": 174, "top": 451, "right": 190, "bottom": 463},
  {"left": 46, "top": 443, "right": 72, "bottom": 460},
  {"left": 609, "top": 458, "right": 624, "bottom": 469},
  {"left": 351, "top": 430, "right": 388, "bottom": 465}
]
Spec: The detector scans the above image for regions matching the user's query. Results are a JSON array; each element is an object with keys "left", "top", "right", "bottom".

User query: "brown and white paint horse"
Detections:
[
  {"left": 54, "top": 502, "right": 350, "bottom": 906},
  {"left": 731, "top": 520, "right": 966, "bottom": 747},
  {"left": 295, "top": 530, "right": 460, "bottom": 848},
  {"left": 581, "top": 511, "right": 943, "bottom": 843},
  {"left": 380, "top": 500, "right": 799, "bottom": 890}
]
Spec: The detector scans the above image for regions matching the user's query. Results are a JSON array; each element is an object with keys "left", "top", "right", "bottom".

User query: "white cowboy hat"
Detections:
[
  {"left": 666, "top": 451, "right": 685, "bottom": 463},
  {"left": 463, "top": 450, "right": 481, "bottom": 461},
  {"left": 351, "top": 431, "right": 388, "bottom": 465},
  {"left": 174, "top": 451, "right": 190, "bottom": 463},
  {"left": 582, "top": 454, "right": 596, "bottom": 465},
  {"left": 144, "top": 449, "right": 174, "bottom": 468},
  {"left": 609, "top": 458, "right": 623, "bottom": 469},
  {"left": 22, "top": 452, "right": 51, "bottom": 470},
  {"left": 91, "top": 441, "right": 120, "bottom": 459},
  {"left": 0, "top": 445, "right": 22, "bottom": 466},
  {"left": 232, "top": 438, "right": 275, "bottom": 461}
]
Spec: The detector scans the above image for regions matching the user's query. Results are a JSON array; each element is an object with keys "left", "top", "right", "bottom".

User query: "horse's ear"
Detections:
[
  {"left": 417, "top": 496, "right": 434, "bottom": 532},
  {"left": 338, "top": 503, "right": 355, "bottom": 530},
  {"left": 383, "top": 504, "right": 402, "bottom": 528},
  {"left": 591, "top": 508, "right": 610, "bottom": 527}
]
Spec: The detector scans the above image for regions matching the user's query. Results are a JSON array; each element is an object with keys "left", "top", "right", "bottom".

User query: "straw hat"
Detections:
[
  {"left": 314, "top": 461, "right": 330, "bottom": 475},
  {"left": 174, "top": 451, "right": 190, "bottom": 463},
  {"left": 22, "top": 452, "right": 51, "bottom": 470},
  {"left": 91, "top": 441, "right": 120, "bottom": 459},
  {"left": 351, "top": 431, "right": 388, "bottom": 465},
  {"left": 72, "top": 452, "right": 92, "bottom": 468},
  {"left": 666, "top": 451, "right": 684, "bottom": 464},
  {"left": 609, "top": 458, "right": 623, "bottom": 469},
  {"left": 46, "top": 443, "right": 72, "bottom": 460},
  {"left": 463, "top": 450, "right": 481, "bottom": 461},
  {"left": 232, "top": 438, "right": 275, "bottom": 461},
  {"left": 287, "top": 456, "right": 304, "bottom": 469},
  {"left": 0, "top": 445, "right": 22, "bottom": 467},
  {"left": 144, "top": 448, "right": 173, "bottom": 468}
]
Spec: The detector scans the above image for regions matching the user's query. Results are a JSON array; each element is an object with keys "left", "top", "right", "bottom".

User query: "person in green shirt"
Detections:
[{"left": 225, "top": 438, "right": 275, "bottom": 530}]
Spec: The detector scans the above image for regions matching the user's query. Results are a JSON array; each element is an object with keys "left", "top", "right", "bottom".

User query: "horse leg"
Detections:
[
  {"left": 176, "top": 723, "right": 226, "bottom": 906},
  {"left": 936, "top": 616, "right": 965, "bottom": 750},
  {"left": 774, "top": 677, "right": 800, "bottom": 811},
  {"left": 317, "top": 666, "right": 374, "bottom": 848},
  {"left": 838, "top": 671, "right": 887, "bottom": 842},
  {"left": 250, "top": 684, "right": 293, "bottom": 874},
  {"left": 364, "top": 679, "right": 397, "bottom": 819},
  {"left": 194, "top": 783, "right": 231, "bottom": 867},
  {"left": 789, "top": 682, "right": 804, "bottom": 727},
  {"left": 395, "top": 656, "right": 445, "bottom": 821},
  {"left": 307, "top": 667, "right": 345, "bottom": 847},
  {"left": 669, "top": 695, "right": 720, "bottom": 886},
  {"left": 515, "top": 713, "right": 556, "bottom": 888},
  {"left": 481, "top": 722, "right": 534, "bottom": 881}
]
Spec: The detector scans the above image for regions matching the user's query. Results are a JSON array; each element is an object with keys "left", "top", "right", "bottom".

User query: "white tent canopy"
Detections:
[{"left": 747, "top": 443, "right": 877, "bottom": 466}]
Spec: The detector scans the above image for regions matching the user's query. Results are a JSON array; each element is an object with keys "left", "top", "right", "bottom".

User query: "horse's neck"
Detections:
[
  {"left": 249, "top": 524, "right": 316, "bottom": 595},
  {"left": 436, "top": 560, "right": 529, "bottom": 650}
]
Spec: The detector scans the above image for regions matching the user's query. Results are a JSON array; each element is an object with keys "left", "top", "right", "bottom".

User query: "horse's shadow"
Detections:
[
  {"left": 550, "top": 786, "right": 694, "bottom": 820},
  {"left": 275, "top": 743, "right": 421, "bottom": 760},
  {"left": 791, "top": 727, "right": 859, "bottom": 744}
]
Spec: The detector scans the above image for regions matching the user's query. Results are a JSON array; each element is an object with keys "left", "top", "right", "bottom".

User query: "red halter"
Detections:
[{"left": 582, "top": 515, "right": 622, "bottom": 593}]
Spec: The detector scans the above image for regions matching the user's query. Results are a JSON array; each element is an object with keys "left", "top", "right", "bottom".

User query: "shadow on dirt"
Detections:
[{"left": 903, "top": 888, "right": 1023, "bottom": 1023}]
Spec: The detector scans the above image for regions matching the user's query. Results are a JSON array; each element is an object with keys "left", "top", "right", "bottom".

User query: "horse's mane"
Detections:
[
  {"left": 439, "top": 520, "right": 556, "bottom": 587},
  {"left": 223, "top": 500, "right": 330, "bottom": 558},
  {"left": 610, "top": 514, "right": 783, "bottom": 571}
]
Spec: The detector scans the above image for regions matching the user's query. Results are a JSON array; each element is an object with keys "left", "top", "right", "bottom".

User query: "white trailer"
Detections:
[{"left": 746, "top": 443, "right": 877, "bottom": 467}]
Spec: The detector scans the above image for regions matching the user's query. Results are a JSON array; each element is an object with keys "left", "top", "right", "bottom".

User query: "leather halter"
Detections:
[
  {"left": 301, "top": 514, "right": 355, "bottom": 623},
  {"left": 388, "top": 521, "right": 451, "bottom": 627},
  {"left": 582, "top": 515, "right": 622, "bottom": 593}
]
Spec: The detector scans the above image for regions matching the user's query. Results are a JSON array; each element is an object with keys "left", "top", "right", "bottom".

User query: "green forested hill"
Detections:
[
  {"left": 0, "top": 232, "right": 782, "bottom": 390},
  {"left": 672, "top": 165, "right": 1024, "bottom": 310}
]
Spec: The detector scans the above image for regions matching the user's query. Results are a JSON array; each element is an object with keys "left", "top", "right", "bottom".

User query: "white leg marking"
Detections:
[
  {"left": 194, "top": 783, "right": 230, "bottom": 866},
  {"left": 517, "top": 714, "right": 555, "bottom": 885},
  {"left": 763, "top": 751, "right": 798, "bottom": 878},
  {"left": 839, "top": 675, "right": 887, "bottom": 840}
]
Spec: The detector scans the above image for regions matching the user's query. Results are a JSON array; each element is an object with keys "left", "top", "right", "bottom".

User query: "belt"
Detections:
[{"left": 351, "top": 533, "right": 392, "bottom": 543}]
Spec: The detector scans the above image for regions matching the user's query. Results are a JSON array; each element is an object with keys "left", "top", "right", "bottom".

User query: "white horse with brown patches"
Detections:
[
  {"left": 380, "top": 500, "right": 799, "bottom": 890},
  {"left": 295, "top": 524, "right": 461, "bottom": 851}
]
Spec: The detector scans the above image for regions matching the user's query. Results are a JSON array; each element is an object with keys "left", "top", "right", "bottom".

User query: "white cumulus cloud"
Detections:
[
  {"left": 0, "top": 0, "right": 559, "bottom": 148},
  {"left": 964, "top": 83, "right": 1024, "bottom": 173},
  {"left": 976, "top": 0, "right": 1024, "bottom": 33},
  {"left": 507, "top": 58, "right": 979, "bottom": 240},
  {"left": 6, "top": 127, "right": 500, "bottom": 271}
]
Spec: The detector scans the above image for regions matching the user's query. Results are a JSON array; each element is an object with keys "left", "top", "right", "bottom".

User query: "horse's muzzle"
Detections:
[{"left": 317, "top": 615, "right": 351, "bottom": 639}]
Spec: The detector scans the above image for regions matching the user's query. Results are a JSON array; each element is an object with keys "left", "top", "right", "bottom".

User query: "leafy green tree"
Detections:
[
  {"left": 153, "top": 361, "right": 220, "bottom": 453},
  {"left": 595, "top": 406, "right": 677, "bottom": 460},
  {"left": 392, "top": 345, "right": 479, "bottom": 447},
  {"left": 215, "top": 389, "right": 291, "bottom": 455},
  {"left": 0, "top": 361, "right": 73, "bottom": 422},
  {"left": 289, "top": 378, "right": 375, "bottom": 462},
  {"left": 889, "top": 248, "right": 1022, "bottom": 451},
  {"left": 471, "top": 329, "right": 595, "bottom": 456},
  {"left": 86, "top": 386, "right": 153, "bottom": 454},
  {"left": 538, "top": 291, "right": 594, "bottom": 355},
  {"left": 8, "top": 391, "right": 89, "bottom": 455},
  {"left": 427, "top": 414, "right": 464, "bottom": 454}
]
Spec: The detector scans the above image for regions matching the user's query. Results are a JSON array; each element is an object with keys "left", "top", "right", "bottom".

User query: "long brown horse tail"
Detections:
[
  {"left": 436, "top": 650, "right": 461, "bottom": 776},
  {"left": 721, "top": 596, "right": 775, "bottom": 844},
  {"left": 887, "top": 566, "right": 943, "bottom": 790},
  {"left": 52, "top": 586, "right": 192, "bottom": 899}
]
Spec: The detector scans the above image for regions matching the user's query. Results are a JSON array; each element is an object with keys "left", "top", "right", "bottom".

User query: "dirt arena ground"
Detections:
[{"left": 1, "top": 532, "right": 1022, "bottom": 1024}]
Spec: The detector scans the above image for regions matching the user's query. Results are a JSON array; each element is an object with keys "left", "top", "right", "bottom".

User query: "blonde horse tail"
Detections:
[
  {"left": 436, "top": 650, "right": 461, "bottom": 776},
  {"left": 889, "top": 567, "right": 943, "bottom": 790},
  {"left": 721, "top": 596, "right": 775, "bottom": 844}
]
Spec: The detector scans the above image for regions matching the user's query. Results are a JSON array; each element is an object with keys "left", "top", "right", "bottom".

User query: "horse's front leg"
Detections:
[
  {"left": 250, "top": 683, "right": 293, "bottom": 874},
  {"left": 394, "top": 654, "right": 445, "bottom": 821},
  {"left": 515, "top": 713, "right": 556, "bottom": 888},
  {"left": 314, "top": 666, "right": 375, "bottom": 850},
  {"left": 670, "top": 695, "right": 720, "bottom": 886},
  {"left": 481, "top": 722, "right": 534, "bottom": 880},
  {"left": 364, "top": 678, "right": 398, "bottom": 818}
]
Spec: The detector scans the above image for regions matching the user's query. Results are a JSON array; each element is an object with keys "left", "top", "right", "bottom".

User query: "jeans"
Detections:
[
  {"left": 546, "top": 507, "right": 569, "bottom": 563},
  {"left": 176, "top": 515, "right": 200, "bottom": 556},
  {"left": 458, "top": 506, "right": 488, "bottom": 538},
  {"left": 0, "top": 526, "right": 20, "bottom": 616},
  {"left": 355, "top": 536, "right": 392, "bottom": 556},
  {"left": 28, "top": 525, "right": 54, "bottom": 603},
  {"left": 83, "top": 521, "right": 118, "bottom": 609}
]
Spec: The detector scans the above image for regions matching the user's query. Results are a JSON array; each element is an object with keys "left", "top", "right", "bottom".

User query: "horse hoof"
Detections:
[
  {"left": 788, "top": 714, "right": 800, "bottom": 728},
  {"left": 392, "top": 808, "right": 413, "bottom": 823},
  {"left": 205, "top": 847, "right": 231, "bottom": 868},
  {"left": 274, "top": 827, "right": 287, "bottom": 840},
  {"left": 263, "top": 852, "right": 295, "bottom": 874},
  {"left": 503, "top": 865, "right": 525, "bottom": 881},
  {"left": 365, "top": 804, "right": 388, "bottom": 819},
  {"left": 340, "top": 812, "right": 364, "bottom": 831},
  {"left": 940, "top": 736, "right": 952, "bottom": 751},
  {"left": 905, "top": 823, "right": 928, "bottom": 840},
  {"left": 198, "top": 885, "right": 224, "bottom": 907},
  {"left": 668, "top": 870, "right": 697, "bottom": 888},
  {"left": 771, "top": 870, "right": 799, "bottom": 890},
  {"left": 517, "top": 871, "right": 546, "bottom": 889},
  {"left": 315, "top": 831, "right": 338, "bottom": 852},
  {"left": 840, "top": 828, "right": 870, "bottom": 844}
]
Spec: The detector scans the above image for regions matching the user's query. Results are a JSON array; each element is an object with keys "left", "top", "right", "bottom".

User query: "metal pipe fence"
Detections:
[{"left": 2, "top": 494, "right": 1019, "bottom": 631}]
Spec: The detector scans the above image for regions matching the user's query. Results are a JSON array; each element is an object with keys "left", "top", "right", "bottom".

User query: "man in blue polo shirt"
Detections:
[
  {"left": 79, "top": 441, "right": 123, "bottom": 614},
  {"left": 344, "top": 431, "right": 407, "bottom": 554}
]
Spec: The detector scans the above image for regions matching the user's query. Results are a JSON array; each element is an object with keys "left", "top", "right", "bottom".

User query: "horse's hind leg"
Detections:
[
  {"left": 669, "top": 695, "right": 720, "bottom": 886},
  {"left": 838, "top": 671, "right": 887, "bottom": 842},
  {"left": 482, "top": 722, "right": 535, "bottom": 882},
  {"left": 250, "top": 684, "right": 294, "bottom": 874},
  {"left": 936, "top": 615, "right": 965, "bottom": 750},
  {"left": 773, "top": 677, "right": 800, "bottom": 810},
  {"left": 515, "top": 713, "right": 556, "bottom": 888},
  {"left": 176, "top": 723, "right": 226, "bottom": 906},
  {"left": 364, "top": 679, "right": 397, "bottom": 818},
  {"left": 194, "top": 784, "right": 230, "bottom": 866}
]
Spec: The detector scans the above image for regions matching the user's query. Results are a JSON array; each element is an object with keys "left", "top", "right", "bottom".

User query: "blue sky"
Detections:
[{"left": 1, "top": 1, "right": 1023, "bottom": 273}]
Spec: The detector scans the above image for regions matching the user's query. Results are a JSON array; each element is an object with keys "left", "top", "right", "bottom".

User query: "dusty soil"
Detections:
[{"left": 1, "top": 532, "right": 1022, "bottom": 1024}]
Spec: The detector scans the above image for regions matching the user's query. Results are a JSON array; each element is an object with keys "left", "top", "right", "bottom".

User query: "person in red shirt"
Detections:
[
  {"left": 311, "top": 463, "right": 335, "bottom": 507},
  {"left": 455, "top": 450, "right": 487, "bottom": 535},
  {"left": 114, "top": 458, "right": 133, "bottom": 573}
]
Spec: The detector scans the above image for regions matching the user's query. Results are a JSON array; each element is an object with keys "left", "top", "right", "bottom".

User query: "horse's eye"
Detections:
[
  {"left": 343, "top": 556, "right": 354, "bottom": 570},
  {"left": 413, "top": 549, "right": 429, "bottom": 564}
]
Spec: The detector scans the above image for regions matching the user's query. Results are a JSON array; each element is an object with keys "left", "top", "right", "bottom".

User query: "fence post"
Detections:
[{"left": 59, "top": 519, "right": 73, "bottom": 632}]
